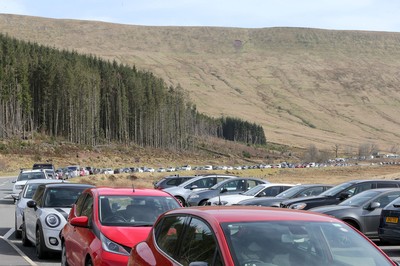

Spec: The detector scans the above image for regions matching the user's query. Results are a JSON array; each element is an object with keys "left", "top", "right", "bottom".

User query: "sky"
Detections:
[{"left": 1, "top": 0, "right": 400, "bottom": 32}]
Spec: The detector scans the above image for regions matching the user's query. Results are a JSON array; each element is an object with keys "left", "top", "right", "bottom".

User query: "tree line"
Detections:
[{"left": 0, "top": 34, "right": 266, "bottom": 149}]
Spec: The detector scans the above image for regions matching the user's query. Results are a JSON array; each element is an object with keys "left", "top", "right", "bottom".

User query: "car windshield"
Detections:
[
  {"left": 18, "top": 172, "right": 45, "bottom": 181},
  {"left": 44, "top": 187, "right": 85, "bottom": 207},
  {"left": 242, "top": 185, "right": 266, "bottom": 196},
  {"left": 275, "top": 186, "right": 306, "bottom": 198},
  {"left": 319, "top": 181, "right": 355, "bottom": 197},
  {"left": 339, "top": 190, "right": 381, "bottom": 207},
  {"left": 99, "top": 195, "right": 181, "bottom": 226},
  {"left": 222, "top": 220, "right": 392, "bottom": 266}
]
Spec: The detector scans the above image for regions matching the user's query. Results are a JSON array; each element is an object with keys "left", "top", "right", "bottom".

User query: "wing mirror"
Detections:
[{"left": 70, "top": 216, "right": 89, "bottom": 228}]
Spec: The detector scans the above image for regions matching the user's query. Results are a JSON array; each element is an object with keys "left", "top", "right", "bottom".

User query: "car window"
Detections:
[
  {"left": 259, "top": 186, "right": 282, "bottom": 197},
  {"left": 23, "top": 183, "right": 41, "bottom": 198},
  {"left": 377, "top": 182, "right": 400, "bottom": 188},
  {"left": 44, "top": 187, "right": 85, "bottom": 207},
  {"left": 156, "top": 216, "right": 186, "bottom": 257},
  {"left": 166, "top": 179, "right": 180, "bottom": 186},
  {"left": 178, "top": 217, "right": 221, "bottom": 266},
  {"left": 301, "top": 186, "right": 324, "bottom": 197},
  {"left": 376, "top": 192, "right": 400, "bottom": 207},
  {"left": 81, "top": 194, "right": 93, "bottom": 225},
  {"left": 75, "top": 192, "right": 88, "bottom": 216},
  {"left": 345, "top": 182, "right": 373, "bottom": 197},
  {"left": 32, "top": 185, "right": 45, "bottom": 205},
  {"left": 220, "top": 179, "right": 242, "bottom": 192}
]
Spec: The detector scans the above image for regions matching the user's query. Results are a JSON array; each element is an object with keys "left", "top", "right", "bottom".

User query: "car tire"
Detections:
[
  {"left": 85, "top": 257, "right": 93, "bottom": 266},
  {"left": 15, "top": 215, "right": 21, "bottom": 239},
  {"left": 61, "top": 242, "right": 69, "bottom": 266},
  {"left": 21, "top": 222, "right": 30, "bottom": 246},
  {"left": 36, "top": 227, "right": 47, "bottom": 259},
  {"left": 199, "top": 199, "right": 208, "bottom": 206},
  {"left": 175, "top": 196, "right": 186, "bottom": 206}
]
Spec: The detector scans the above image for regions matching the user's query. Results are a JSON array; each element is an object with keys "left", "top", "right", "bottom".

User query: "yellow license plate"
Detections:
[{"left": 386, "top": 217, "right": 398, "bottom": 223}]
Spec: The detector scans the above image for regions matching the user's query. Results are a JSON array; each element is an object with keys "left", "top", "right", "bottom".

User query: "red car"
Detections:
[
  {"left": 128, "top": 206, "right": 397, "bottom": 266},
  {"left": 60, "top": 187, "right": 181, "bottom": 266}
]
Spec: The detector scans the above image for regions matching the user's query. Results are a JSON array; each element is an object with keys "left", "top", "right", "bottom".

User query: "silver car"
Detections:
[
  {"left": 14, "top": 179, "right": 66, "bottom": 238},
  {"left": 163, "top": 174, "right": 238, "bottom": 206}
]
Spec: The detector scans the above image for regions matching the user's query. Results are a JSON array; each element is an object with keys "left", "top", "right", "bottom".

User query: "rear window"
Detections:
[{"left": 18, "top": 172, "right": 45, "bottom": 181}]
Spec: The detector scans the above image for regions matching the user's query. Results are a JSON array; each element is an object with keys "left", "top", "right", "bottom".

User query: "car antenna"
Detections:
[{"left": 132, "top": 184, "right": 135, "bottom": 192}]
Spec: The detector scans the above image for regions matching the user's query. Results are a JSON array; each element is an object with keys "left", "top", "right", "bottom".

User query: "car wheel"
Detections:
[
  {"left": 61, "top": 242, "right": 69, "bottom": 266},
  {"left": 21, "top": 222, "right": 30, "bottom": 246},
  {"left": 36, "top": 227, "right": 47, "bottom": 259},
  {"left": 199, "top": 199, "right": 208, "bottom": 206},
  {"left": 85, "top": 257, "right": 93, "bottom": 266},
  {"left": 175, "top": 196, "right": 186, "bottom": 206},
  {"left": 14, "top": 215, "right": 21, "bottom": 239}
]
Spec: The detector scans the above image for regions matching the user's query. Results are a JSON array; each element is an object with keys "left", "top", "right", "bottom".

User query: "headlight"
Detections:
[
  {"left": 289, "top": 203, "right": 307, "bottom": 210},
  {"left": 100, "top": 232, "right": 130, "bottom": 256},
  {"left": 15, "top": 185, "right": 24, "bottom": 190},
  {"left": 45, "top": 214, "right": 61, "bottom": 228}
]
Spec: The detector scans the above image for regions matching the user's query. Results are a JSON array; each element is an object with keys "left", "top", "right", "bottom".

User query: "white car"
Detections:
[
  {"left": 163, "top": 174, "right": 238, "bottom": 206},
  {"left": 14, "top": 179, "right": 66, "bottom": 238},
  {"left": 22, "top": 182, "right": 94, "bottom": 258},
  {"left": 11, "top": 169, "right": 48, "bottom": 202},
  {"left": 180, "top": 165, "right": 191, "bottom": 171},
  {"left": 206, "top": 183, "right": 295, "bottom": 206}
]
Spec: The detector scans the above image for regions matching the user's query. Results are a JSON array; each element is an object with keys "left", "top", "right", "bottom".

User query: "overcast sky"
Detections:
[{"left": 1, "top": 0, "right": 399, "bottom": 32}]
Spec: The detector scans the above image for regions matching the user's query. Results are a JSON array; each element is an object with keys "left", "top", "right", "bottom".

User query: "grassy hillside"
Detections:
[{"left": 2, "top": 14, "right": 400, "bottom": 153}]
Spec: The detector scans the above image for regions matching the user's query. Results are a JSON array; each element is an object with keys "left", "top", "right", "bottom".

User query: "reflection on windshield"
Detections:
[
  {"left": 222, "top": 220, "right": 393, "bottom": 266},
  {"left": 243, "top": 185, "right": 266, "bottom": 196},
  {"left": 320, "top": 181, "right": 355, "bottom": 197},
  {"left": 276, "top": 186, "right": 305, "bottom": 198},
  {"left": 339, "top": 190, "right": 380, "bottom": 207}
]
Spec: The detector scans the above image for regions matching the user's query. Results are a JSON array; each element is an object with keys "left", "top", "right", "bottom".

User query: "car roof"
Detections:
[
  {"left": 20, "top": 169, "right": 44, "bottom": 173},
  {"left": 24, "top": 179, "right": 66, "bottom": 185},
  {"left": 40, "top": 183, "right": 94, "bottom": 189},
  {"left": 178, "top": 174, "right": 238, "bottom": 187},
  {"left": 164, "top": 206, "right": 341, "bottom": 223},
  {"left": 87, "top": 187, "right": 176, "bottom": 196}
]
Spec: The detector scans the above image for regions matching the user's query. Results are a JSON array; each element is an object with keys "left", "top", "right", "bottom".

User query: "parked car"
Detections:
[
  {"left": 14, "top": 179, "right": 66, "bottom": 238},
  {"left": 11, "top": 169, "right": 48, "bottom": 202},
  {"left": 32, "top": 163, "right": 55, "bottom": 171},
  {"left": 21, "top": 182, "right": 94, "bottom": 258},
  {"left": 311, "top": 188, "right": 400, "bottom": 240},
  {"left": 236, "top": 184, "right": 333, "bottom": 207},
  {"left": 163, "top": 174, "right": 238, "bottom": 206},
  {"left": 66, "top": 165, "right": 80, "bottom": 178},
  {"left": 280, "top": 179, "right": 400, "bottom": 210},
  {"left": 379, "top": 196, "right": 400, "bottom": 244},
  {"left": 127, "top": 206, "right": 397, "bottom": 266},
  {"left": 153, "top": 175, "right": 196, "bottom": 190},
  {"left": 187, "top": 178, "right": 268, "bottom": 206},
  {"left": 60, "top": 187, "right": 182, "bottom": 266},
  {"left": 180, "top": 165, "right": 192, "bottom": 171}
]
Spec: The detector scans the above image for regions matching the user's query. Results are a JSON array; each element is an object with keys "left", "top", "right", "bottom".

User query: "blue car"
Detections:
[{"left": 379, "top": 196, "right": 400, "bottom": 244}]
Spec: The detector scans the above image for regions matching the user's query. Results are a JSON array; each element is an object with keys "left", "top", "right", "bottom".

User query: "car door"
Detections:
[
  {"left": 24, "top": 185, "right": 45, "bottom": 242},
  {"left": 67, "top": 192, "right": 94, "bottom": 265},
  {"left": 362, "top": 191, "right": 400, "bottom": 237}
]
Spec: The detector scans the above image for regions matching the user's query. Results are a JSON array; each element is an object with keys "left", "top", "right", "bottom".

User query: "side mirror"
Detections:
[
  {"left": 70, "top": 216, "right": 89, "bottom": 228},
  {"left": 26, "top": 200, "right": 37, "bottom": 209},
  {"left": 220, "top": 188, "right": 228, "bottom": 194},
  {"left": 12, "top": 180, "right": 16, "bottom": 183},
  {"left": 190, "top": 185, "right": 199, "bottom": 190},
  {"left": 368, "top": 202, "right": 381, "bottom": 210}
]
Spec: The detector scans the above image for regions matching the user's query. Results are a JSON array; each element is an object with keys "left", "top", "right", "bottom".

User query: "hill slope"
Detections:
[{"left": 2, "top": 14, "right": 400, "bottom": 153}]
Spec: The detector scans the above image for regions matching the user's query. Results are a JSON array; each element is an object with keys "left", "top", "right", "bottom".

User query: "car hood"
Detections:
[
  {"left": 101, "top": 225, "right": 152, "bottom": 247},
  {"left": 310, "top": 205, "right": 354, "bottom": 213}
]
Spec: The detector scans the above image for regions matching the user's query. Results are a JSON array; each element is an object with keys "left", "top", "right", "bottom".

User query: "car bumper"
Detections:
[
  {"left": 93, "top": 250, "right": 129, "bottom": 266},
  {"left": 43, "top": 228, "right": 63, "bottom": 252}
]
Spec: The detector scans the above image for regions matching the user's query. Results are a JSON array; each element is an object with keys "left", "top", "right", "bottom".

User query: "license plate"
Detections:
[{"left": 386, "top": 217, "right": 398, "bottom": 223}]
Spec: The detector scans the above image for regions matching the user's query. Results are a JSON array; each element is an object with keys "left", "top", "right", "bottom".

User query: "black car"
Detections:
[
  {"left": 280, "top": 179, "right": 400, "bottom": 210},
  {"left": 237, "top": 184, "right": 332, "bottom": 207},
  {"left": 186, "top": 177, "right": 267, "bottom": 206},
  {"left": 379, "top": 196, "right": 400, "bottom": 244},
  {"left": 153, "top": 175, "right": 196, "bottom": 190},
  {"left": 311, "top": 188, "right": 400, "bottom": 240}
]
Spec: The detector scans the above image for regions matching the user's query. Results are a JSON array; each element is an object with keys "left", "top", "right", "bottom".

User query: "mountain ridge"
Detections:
[{"left": 2, "top": 14, "right": 400, "bottom": 153}]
